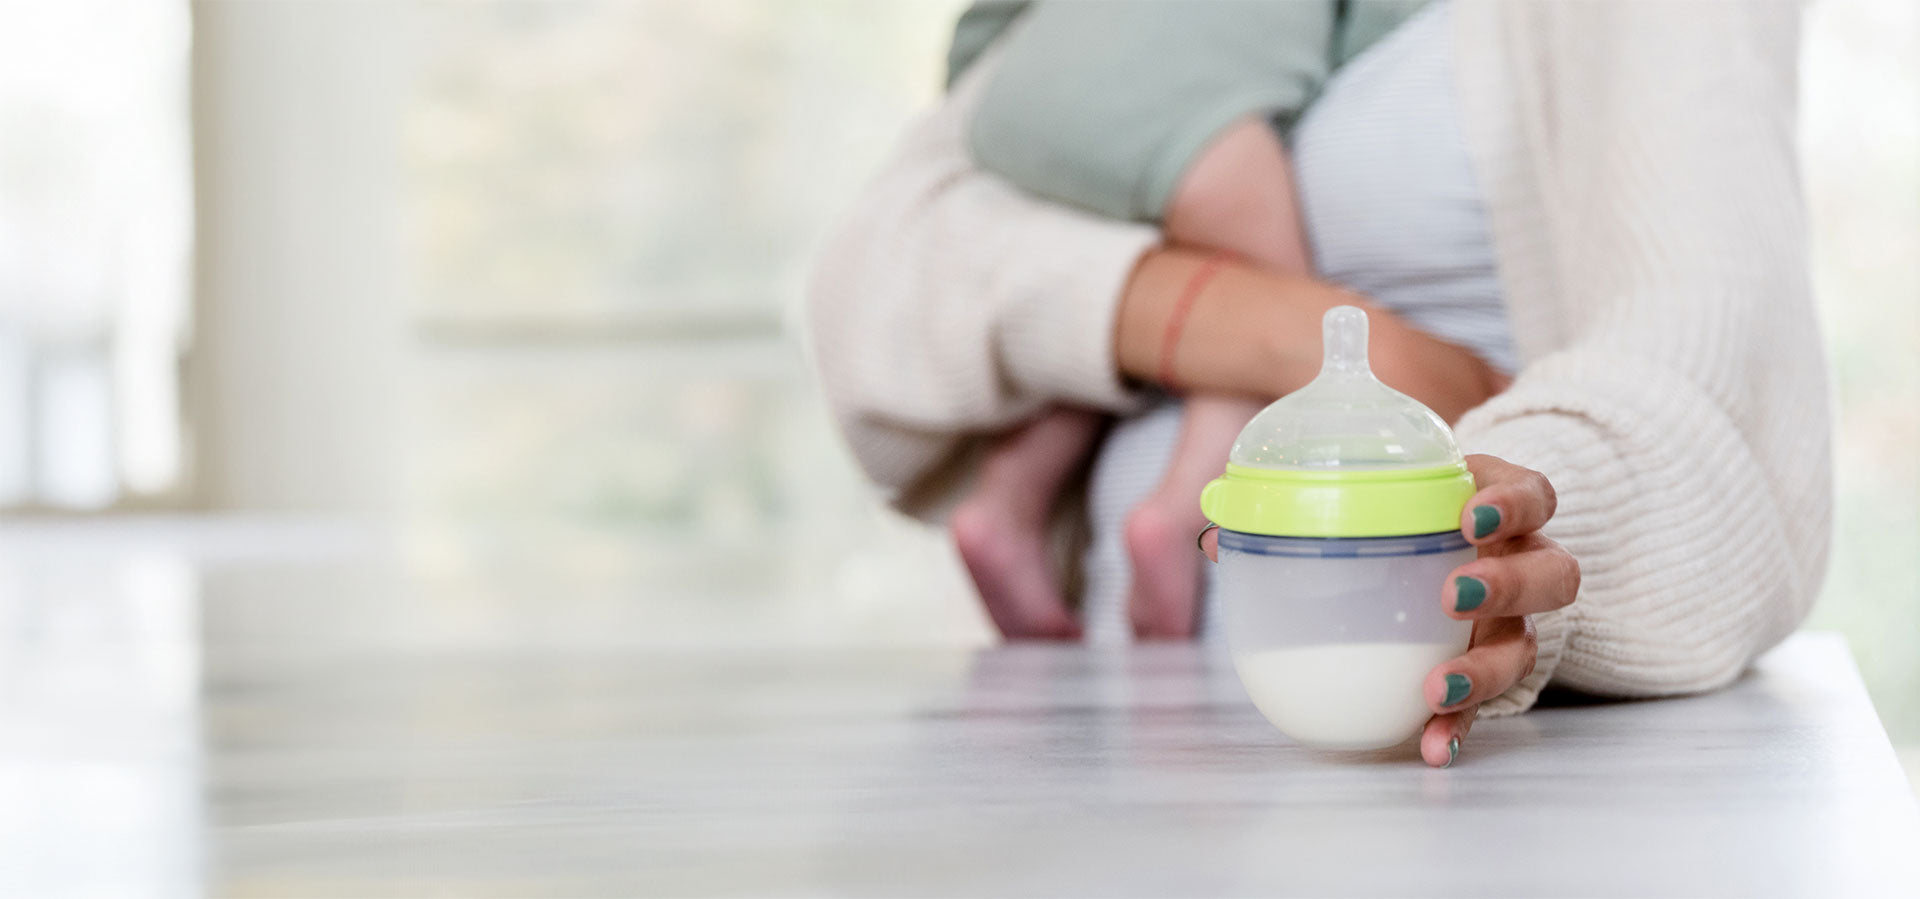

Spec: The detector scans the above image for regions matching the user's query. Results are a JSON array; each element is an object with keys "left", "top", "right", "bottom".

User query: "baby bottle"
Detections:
[{"left": 1201, "top": 306, "right": 1475, "bottom": 750}]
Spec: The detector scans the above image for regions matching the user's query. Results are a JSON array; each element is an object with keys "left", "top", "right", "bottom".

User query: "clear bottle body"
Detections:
[{"left": 1217, "top": 529, "right": 1473, "bottom": 749}]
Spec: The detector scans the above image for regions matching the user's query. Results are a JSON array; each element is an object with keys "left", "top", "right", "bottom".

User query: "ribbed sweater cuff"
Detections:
[{"left": 997, "top": 221, "right": 1161, "bottom": 415}]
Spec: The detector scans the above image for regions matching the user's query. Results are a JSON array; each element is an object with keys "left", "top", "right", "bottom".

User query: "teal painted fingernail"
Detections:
[
  {"left": 1442, "top": 673, "right": 1472, "bottom": 708},
  {"left": 1453, "top": 576, "right": 1487, "bottom": 612},
  {"left": 1471, "top": 506, "right": 1501, "bottom": 539},
  {"left": 1444, "top": 736, "right": 1460, "bottom": 768}
]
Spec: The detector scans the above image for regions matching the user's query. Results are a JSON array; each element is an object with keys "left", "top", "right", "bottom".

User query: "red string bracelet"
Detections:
[{"left": 1156, "top": 252, "right": 1233, "bottom": 391}]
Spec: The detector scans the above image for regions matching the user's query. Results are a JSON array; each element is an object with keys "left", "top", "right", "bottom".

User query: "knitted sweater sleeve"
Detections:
[
  {"left": 1453, "top": 1, "right": 1832, "bottom": 715},
  {"left": 802, "top": 50, "right": 1158, "bottom": 519}
]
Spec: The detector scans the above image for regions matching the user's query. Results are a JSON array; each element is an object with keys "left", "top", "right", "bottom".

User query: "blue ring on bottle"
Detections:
[{"left": 1216, "top": 528, "right": 1470, "bottom": 559}]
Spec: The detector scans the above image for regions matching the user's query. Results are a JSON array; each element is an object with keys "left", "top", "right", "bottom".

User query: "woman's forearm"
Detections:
[
  {"left": 1115, "top": 247, "right": 1503, "bottom": 422},
  {"left": 1115, "top": 248, "right": 1327, "bottom": 399}
]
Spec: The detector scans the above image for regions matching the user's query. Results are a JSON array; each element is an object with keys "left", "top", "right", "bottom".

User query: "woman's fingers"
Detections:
[
  {"left": 1198, "top": 524, "right": 1220, "bottom": 563},
  {"left": 1423, "top": 454, "right": 1566, "bottom": 749},
  {"left": 1424, "top": 616, "right": 1537, "bottom": 714},
  {"left": 1443, "top": 533, "right": 1580, "bottom": 619},
  {"left": 1461, "top": 454, "right": 1557, "bottom": 545},
  {"left": 1421, "top": 617, "right": 1530, "bottom": 767},
  {"left": 1420, "top": 706, "right": 1478, "bottom": 768}
]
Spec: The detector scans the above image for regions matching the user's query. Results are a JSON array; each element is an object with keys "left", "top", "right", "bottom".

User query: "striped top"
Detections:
[{"left": 1293, "top": 1, "right": 1518, "bottom": 374}]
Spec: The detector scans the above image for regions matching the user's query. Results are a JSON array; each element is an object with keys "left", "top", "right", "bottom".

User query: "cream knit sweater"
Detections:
[{"left": 804, "top": 1, "right": 1830, "bottom": 715}]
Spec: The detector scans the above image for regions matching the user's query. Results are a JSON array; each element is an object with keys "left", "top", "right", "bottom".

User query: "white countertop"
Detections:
[
  {"left": 621, "top": 634, "right": 1920, "bottom": 897},
  {"left": 208, "top": 635, "right": 1916, "bottom": 897},
  {"left": 1, "top": 525, "right": 1915, "bottom": 896}
]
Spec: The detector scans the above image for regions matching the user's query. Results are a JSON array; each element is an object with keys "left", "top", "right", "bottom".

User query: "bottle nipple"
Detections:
[
  {"left": 1320, "top": 305, "right": 1373, "bottom": 380},
  {"left": 1223, "top": 304, "right": 1465, "bottom": 472}
]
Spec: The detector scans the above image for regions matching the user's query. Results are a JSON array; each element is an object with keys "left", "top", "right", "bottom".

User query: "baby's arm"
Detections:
[{"left": 1161, "top": 115, "right": 1313, "bottom": 275}]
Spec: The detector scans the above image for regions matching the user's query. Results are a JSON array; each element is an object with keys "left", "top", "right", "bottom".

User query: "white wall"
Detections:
[{"left": 189, "top": 2, "right": 412, "bottom": 516}]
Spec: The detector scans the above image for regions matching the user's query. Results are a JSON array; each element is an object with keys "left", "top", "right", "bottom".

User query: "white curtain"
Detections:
[{"left": 0, "top": 1, "right": 192, "bottom": 509}]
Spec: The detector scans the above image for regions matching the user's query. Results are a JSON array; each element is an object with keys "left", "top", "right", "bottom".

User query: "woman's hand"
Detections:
[
  {"left": 1198, "top": 454, "right": 1578, "bottom": 766},
  {"left": 1415, "top": 454, "right": 1579, "bottom": 767}
]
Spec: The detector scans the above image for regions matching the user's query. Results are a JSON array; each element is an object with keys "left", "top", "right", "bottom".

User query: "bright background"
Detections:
[{"left": 0, "top": 0, "right": 1914, "bottom": 791}]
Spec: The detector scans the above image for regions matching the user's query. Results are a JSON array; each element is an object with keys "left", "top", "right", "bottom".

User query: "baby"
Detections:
[{"left": 945, "top": 1, "right": 1428, "bottom": 639}]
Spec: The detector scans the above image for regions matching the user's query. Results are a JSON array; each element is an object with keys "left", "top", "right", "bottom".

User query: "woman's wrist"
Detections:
[
  {"left": 1113, "top": 248, "right": 1197, "bottom": 387},
  {"left": 1114, "top": 247, "right": 1345, "bottom": 398}
]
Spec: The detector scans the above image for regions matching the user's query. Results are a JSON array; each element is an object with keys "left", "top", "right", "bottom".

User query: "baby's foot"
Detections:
[
  {"left": 1123, "top": 496, "right": 1204, "bottom": 640},
  {"left": 952, "top": 494, "right": 1079, "bottom": 639}
]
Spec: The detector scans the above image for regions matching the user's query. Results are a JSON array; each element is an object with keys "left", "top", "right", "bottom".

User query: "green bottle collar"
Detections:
[{"left": 1200, "top": 462, "right": 1474, "bottom": 538}]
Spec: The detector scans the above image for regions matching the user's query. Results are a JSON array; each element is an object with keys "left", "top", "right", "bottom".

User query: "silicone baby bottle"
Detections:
[{"left": 1200, "top": 306, "right": 1475, "bottom": 750}]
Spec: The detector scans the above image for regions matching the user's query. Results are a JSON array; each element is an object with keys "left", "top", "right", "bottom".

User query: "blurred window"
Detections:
[
  {"left": 400, "top": 1, "right": 984, "bottom": 644},
  {"left": 0, "top": 1, "right": 193, "bottom": 510},
  {"left": 406, "top": 0, "right": 960, "bottom": 336}
]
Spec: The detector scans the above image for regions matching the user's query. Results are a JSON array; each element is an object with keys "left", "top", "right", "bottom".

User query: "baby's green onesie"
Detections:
[{"left": 948, "top": 0, "right": 1426, "bottom": 223}]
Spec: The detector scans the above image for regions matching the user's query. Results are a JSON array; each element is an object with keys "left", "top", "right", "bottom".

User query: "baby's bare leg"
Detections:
[
  {"left": 1128, "top": 116, "right": 1313, "bottom": 638},
  {"left": 952, "top": 406, "right": 1105, "bottom": 640},
  {"left": 1124, "top": 391, "right": 1260, "bottom": 638}
]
